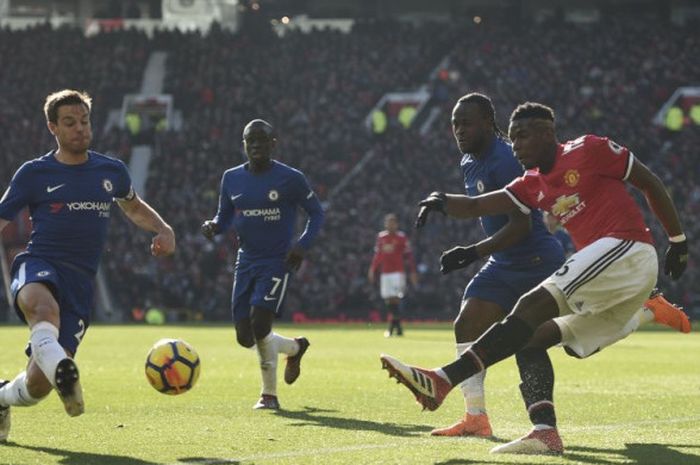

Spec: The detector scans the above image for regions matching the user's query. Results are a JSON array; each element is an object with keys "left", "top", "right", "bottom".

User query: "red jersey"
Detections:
[
  {"left": 505, "top": 135, "right": 653, "bottom": 250},
  {"left": 370, "top": 230, "right": 416, "bottom": 274}
]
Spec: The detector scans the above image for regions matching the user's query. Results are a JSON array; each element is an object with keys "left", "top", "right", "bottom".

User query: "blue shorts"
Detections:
[
  {"left": 10, "top": 255, "right": 93, "bottom": 356},
  {"left": 231, "top": 259, "right": 290, "bottom": 323},
  {"left": 463, "top": 258, "right": 564, "bottom": 312}
]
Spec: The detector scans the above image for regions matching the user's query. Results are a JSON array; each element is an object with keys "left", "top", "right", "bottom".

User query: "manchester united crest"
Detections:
[{"left": 564, "top": 169, "right": 580, "bottom": 187}]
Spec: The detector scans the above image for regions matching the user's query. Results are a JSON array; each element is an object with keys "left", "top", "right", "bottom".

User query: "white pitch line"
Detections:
[{"left": 172, "top": 416, "right": 700, "bottom": 464}]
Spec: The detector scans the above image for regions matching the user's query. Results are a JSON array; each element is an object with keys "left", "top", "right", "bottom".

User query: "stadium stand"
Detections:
[{"left": 1, "top": 15, "right": 697, "bottom": 322}]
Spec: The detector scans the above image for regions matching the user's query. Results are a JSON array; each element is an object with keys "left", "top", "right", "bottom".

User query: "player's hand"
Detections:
[
  {"left": 285, "top": 245, "right": 306, "bottom": 272},
  {"left": 201, "top": 220, "right": 218, "bottom": 240},
  {"left": 152, "top": 226, "right": 176, "bottom": 257},
  {"left": 416, "top": 191, "right": 447, "bottom": 229},
  {"left": 664, "top": 239, "right": 688, "bottom": 280},
  {"left": 440, "top": 245, "right": 478, "bottom": 274}
]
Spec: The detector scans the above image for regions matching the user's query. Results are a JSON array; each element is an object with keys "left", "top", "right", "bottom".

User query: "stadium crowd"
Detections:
[{"left": 1, "top": 15, "right": 698, "bottom": 322}]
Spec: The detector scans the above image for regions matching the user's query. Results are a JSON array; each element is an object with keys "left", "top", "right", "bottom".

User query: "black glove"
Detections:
[
  {"left": 664, "top": 239, "right": 688, "bottom": 280},
  {"left": 201, "top": 220, "right": 218, "bottom": 240},
  {"left": 440, "top": 245, "right": 479, "bottom": 274},
  {"left": 415, "top": 192, "right": 447, "bottom": 229}
]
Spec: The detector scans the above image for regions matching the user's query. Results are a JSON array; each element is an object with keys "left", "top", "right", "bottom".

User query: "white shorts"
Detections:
[
  {"left": 541, "top": 237, "right": 657, "bottom": 358},
  {"left": 380, "top": 272, "right": 406, "bottom": 299}
]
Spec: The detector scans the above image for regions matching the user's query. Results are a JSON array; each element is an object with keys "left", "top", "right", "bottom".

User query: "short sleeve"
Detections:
[
  {"left": 113, "top": 160, "right": 135, "bottom": 201},
  {"left": 0, "top": 162, "right": 33, "bottom": 220},
  {"left": 504, "top": 172, "right": 540, "bottom": 214},
  {"left": 585, "top": 135, "right": 633, "bottom": 180},
  {"left": 291, "top": 170, "right": 315, "bottom": 202}
]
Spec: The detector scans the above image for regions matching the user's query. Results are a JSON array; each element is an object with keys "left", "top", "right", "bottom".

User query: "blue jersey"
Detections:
[
  {"left": 0, "top": 150, "right": 133, "bottom": 275},
  {"left": 213, "top": 160, "right": 324, "bottom": 262},
  {"left": 461, "top": 137, "right": 563, "bottom": 266}
]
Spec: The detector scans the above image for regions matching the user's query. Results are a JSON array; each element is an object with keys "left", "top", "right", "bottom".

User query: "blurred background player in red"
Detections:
[{"left": 368, "top": 213, "right": 418, "bottom": 337}]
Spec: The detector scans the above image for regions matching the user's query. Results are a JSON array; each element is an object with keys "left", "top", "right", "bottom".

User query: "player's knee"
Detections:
[
  {"left": 453, "top": 312, "right": 470, "bottom": 338},
  {"left": 512, "top": 287, "right": 559, "bottom": 329},
  {"left": 18, "top": 283, "right": 60, "bottom": 323},
  {"left": 454, "top": 310, "right": 492, "bottom": 341},
  {"left": 236, "top": 330, "right": 255, "bottom": 348},
  {"left": 251, "top": 321, "right": 271, "bottom": 341}
]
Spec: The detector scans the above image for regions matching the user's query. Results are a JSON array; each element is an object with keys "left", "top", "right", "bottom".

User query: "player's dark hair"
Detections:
[
  {"left": 457, "top": 92, "right": 507, "bottom": 139},
  {"left": 510, "top": 102, "right": 555, "bottom": 123},
  {"left": 243, "top": 118, "right": 275, "bottom": 137},
  {"left": 44, "top": 89, "right": 92, "bottom": 123}
]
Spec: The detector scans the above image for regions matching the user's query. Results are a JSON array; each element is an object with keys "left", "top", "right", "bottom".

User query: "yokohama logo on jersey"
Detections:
[
  {"left": 239, "top": 207, "right": 281, "bottom": 221},
  {"left": 66, "top": 201, "right": 111, "bottom": 212}
]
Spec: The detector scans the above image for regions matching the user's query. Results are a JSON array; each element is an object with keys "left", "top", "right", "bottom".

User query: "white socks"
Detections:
[
  {"left": 30, "top": 322, "right": 67, "bottom": 387},
  {"left": 254, "top": 332, "right": 301, "bottom": 396},
  {"left": 272, "top": 333, "right": 299, "bottom": 356},
  {"left": 256, "top": 332, "right": 278, "bottom": 396},
  {"left": 621, "top": 307, "right": 655, "bottom": 336},
  {"left": 457, "top": 342, "right": 487, "bottom": 415},
  {"left": 0, "top": 372, "right": 42, "bottom": 407}
]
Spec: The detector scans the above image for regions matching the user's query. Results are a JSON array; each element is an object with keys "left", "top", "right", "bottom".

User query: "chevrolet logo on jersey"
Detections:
[
  {"left": 551, "top": 193, "right": 586, "bottom": 224},
  {"left": 551, "top": 194, "right": 581, "bottom": 217}
]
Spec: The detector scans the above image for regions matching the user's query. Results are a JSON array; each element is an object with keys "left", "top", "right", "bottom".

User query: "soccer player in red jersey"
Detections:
[
  {"left": 368, "top": 213, "right": 418, "bottom": 337},
  {"left": 381, "top": 102, "right": 689, "bottom": 454}
]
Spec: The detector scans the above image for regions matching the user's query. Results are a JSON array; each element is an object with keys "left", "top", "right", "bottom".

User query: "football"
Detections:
[{"left": 145, "top": 338, "right": 201, "bottom": 395}]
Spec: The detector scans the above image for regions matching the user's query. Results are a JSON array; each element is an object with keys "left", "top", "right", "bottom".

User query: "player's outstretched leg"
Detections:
[
  {"left": 54, "top": 358, "right": 84, "bottom": 417},
  {"left": 644, "top": 288, "right": 691, "bottom": 333},
  {"left": 490, "top": 427, "right": 563, "bottom": 455},
  {"left": 284, "top": 337, "right": 310, "bottom": 385},
  {"left": 0, "top": 381, "right": 9, "bottom": 442},
  {"left": 380, "top": 354, "right": 453, "bottom": 411}
]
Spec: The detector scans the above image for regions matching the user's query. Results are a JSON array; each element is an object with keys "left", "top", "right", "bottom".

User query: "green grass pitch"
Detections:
[{"left": 0, "top": 323, "right": 698, "bottom": 465}]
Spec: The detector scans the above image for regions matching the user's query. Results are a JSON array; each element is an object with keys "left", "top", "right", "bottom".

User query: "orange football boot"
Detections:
[
  {"left": 645, "top": 288, "right": 691, "bottom": 333},
  {"left": 431, "top": 413, "right": 493, "bottom": 437}
]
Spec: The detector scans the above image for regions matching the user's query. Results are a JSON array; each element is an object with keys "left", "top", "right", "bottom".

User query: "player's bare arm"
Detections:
[
  {"left": 626, "top": 158, "right": 687, "bottom": 279},
  {"left": 117, "top": 193, "right": 175, "bottom": 257},
  {"left": 626, "top": 159, "right": 683, "bottom": 237},
  {"left": 0, "top": 218, "right": 9, "bottom": 234}
]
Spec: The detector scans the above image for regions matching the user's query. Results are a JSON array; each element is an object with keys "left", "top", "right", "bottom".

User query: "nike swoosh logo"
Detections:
[
  {"left": 47, "top": 184, "right": 66, "bottom": 193},
  {"left": 231, "top": 194, "right": 243, "bottom": 201},
  {"left": 263, "top": 295, "right": 277, "bottom": 301}
]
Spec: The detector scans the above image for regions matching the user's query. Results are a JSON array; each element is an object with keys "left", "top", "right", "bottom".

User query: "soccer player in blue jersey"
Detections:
[
  {"left": 201, "top": 119, "right": 324, "bottom": 410},
  {"left": 0, "top": 89, "right": 175, "bottom": 441},
  {"left": 416, "top": 93, "right": 566, "bottom": 438}
]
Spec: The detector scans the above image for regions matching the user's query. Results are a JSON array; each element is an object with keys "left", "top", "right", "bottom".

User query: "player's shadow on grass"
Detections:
[
  {"left": 567, "top": 442, "right": 700, "bottom": 465},
  {"left": 2, "top": 441, "right": 160, "bottom": 465},
  {"left": 273, "top": 406, "right": 433, "bottom": 437},
  {"left": 177, "top": 458, "right": 241, "bottom": 465},
  {"left": 434, "top": 442, "right": 700, "bottom": 465}
]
